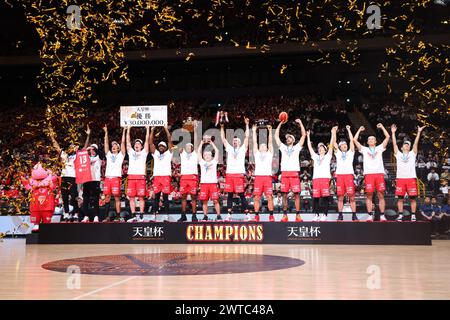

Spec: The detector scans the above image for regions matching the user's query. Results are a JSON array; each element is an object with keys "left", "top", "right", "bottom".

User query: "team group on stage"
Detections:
[{"left": 41, "top": 113, "right": 426, "bottom": 224}]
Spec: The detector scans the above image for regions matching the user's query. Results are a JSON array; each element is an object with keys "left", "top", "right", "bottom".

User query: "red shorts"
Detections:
[
  {"left": 364, "top": 173, "right": 386, "bottom": 193},
  {"left": 30, "top": 210, "right": 53, "bottom": 224},
  {"left": 199, "top": 183, "right": 219, "bottom": 201},
  {"left": 179, "top": 175, "right": 198, "bottom": 195},
  {"left": 395, "top": 178, "right": 418, "bottom": 197},
  {"left": 280, "top": 171, "right": 301, "bottom": 193},
  {"left": 153, "top": 176, "right": 172, "bottom": 194},
  {"left": 103, "top": 177, "right": 121, "bottom": 196},
  {"left": 336, "top": 174, "right": 355, "bottom": 196},
  {"left": 312, "top": 178, "right": 330, "bottom": 198},
  {"left": 224, "top": 174, "right": 245, "bottom": 193},
  {"left": 126, "top": 175, "right": 146, "bottom": 197},
  {"left": 253, "top": 176, "right": 273, "bottom": 196}
]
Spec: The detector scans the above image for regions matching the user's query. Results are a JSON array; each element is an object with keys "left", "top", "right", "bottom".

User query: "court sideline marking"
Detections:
[{"left": 71, "top": 276, "right": 138, "bottom": 300}]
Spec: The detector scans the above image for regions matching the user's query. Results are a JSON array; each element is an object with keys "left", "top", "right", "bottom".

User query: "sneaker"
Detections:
[
  {"left": 396, "top": 214, "right": 403, "bottom": 222},
  {"left": 366, "top": 214, "right": 374, "bottom": 222},
  {"left": 178, "top": 214, "right": 188, "bottom": 222},
  {"left": 119, "top": 217, "right": 125, "bottom": 223},
  {"left": 254, "top": 214, "right": 260, "bottom": 222},
  {"left": 81, "top": 216, "right": 89, "bottom": 223},
  {"left": 224, "top": 213, "right": 232, "bottom": 222},
  {"left": 319, "top": 214, "right": 327, "bottom": 222},
  {"left": 337, "top": 213, "right": 344, "bottom": 221},
  {"left": 269, "top": 214, "right": 275, "bottom": 222},
  {"left": 411, "top": 214, "right": 417, "bottom": 222},
  {"left": 280, "top": 214, "right": 289, "bottom": 222},
  {"left": 380, "top": 214, "right": 387, "bottom": 222},
  {"left": 295, "top": 214, "right": 303, "bottom": 222},
  {"left": 127, "top": 216, "right": 137, "bottom": 223},
  {"left": 192, "top": 214, "right": 198, "bottom": 222},
  {"left": 352, "top": 213, "right": 359, "bottom": 221},
  {"left": 216, "top": 215, "right": 222, "bottom": 221},
  {"left": 93, "top": 216, "right": 99, "bottom": 223},
  {"left": 312, "top": 214, "right": 320, "bottom": 222},
  {"left": 72, "top": 214, "right": 79, "bottom": 223},
  {"left": 245, "top": 214, "right": 252, "bottom": 222},
  {"left": 63, "top": 213, "right": 70, "bottom": 222},
  {"left": 202, "top": 215, "right": 209, "bottom": 222}
]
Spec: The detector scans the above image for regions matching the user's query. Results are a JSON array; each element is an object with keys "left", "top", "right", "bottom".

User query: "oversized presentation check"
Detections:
[{"left": 120, "top": 105, "right": 167, "bottom": 127}]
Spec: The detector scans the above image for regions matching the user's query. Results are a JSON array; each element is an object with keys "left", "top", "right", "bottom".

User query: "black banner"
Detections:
[{"left": 27, "top": 222, "right": 431, "bottom": 245}]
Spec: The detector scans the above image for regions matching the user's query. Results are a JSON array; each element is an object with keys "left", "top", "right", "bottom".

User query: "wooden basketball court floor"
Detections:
[{"left": 1, "top": 239, "right": 450, "bottom": 300}]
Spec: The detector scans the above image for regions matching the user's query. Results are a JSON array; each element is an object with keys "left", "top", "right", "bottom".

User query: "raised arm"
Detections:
[
  {"left": 126, "top": 126, "right": 132, "bottom": 151},
  {"left": 148, "top": 126, "right": 156, "bottom": 154},
  {"left": 252, "top": 125, "right": 258, "bottom": 156},
  {"left": 220, "top": 123, "right": 231, "bottom": 148},
  {"left": 377, "top": 123, "right": 390, "bottom": 149},
  {"left": 103, "top": 125, "right": 109, "bottom": 155},
  {"left": 197, "top": 140, "right": 204, "bottom": 160},
  {"left": 306, "top": 130, "right": 315, "bottom": 155},
  {"left": 329, "top": 126, "right": 337, "bottom": 155},
  {"left": 295, "top": 119, "right": 306, "bottom": 147},
  {"left": 121, "top": 127, "right": 126, "bottom": 155},
  {"left": 144, "top": 126, "right": 150, "bottom": 153},
  {"left": 82, "top": 124, "right": 91, "bottom": 150},
  {"left": 353, "top": 126, "right": 365, "bottom": 151},
  {"left": 193, "top": 120, "right": 200, "bottom": 151},
  {"left": 413, "top": 126, "right": 426, "bottom": 154},
  {"left": 390, "top": 124, "right": 399, "bottom": 155},
  {"left": 267, "top": 124, "right": 273, "bottom": 153},
  {"left": 274, "top": 120, "right": 285, "bottom": 147},
  {"left": 346, "top": 125, "right": 355, "bottom": 152},
  {"left": 211, "top": 141, "right": 220, "bottom": 162},
  {"left": 47, "top": 127, "right": 62, "bottom": 154},
  {"left": 163, "top": 125, "right": 174, "bottom": 152},
  {"left": 244, "top": 117, "right": 250, "bottom": 149}
]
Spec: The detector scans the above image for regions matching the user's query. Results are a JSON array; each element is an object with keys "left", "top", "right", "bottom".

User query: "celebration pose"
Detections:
[
  {"left": 178, "top": 120, "right": 200, "bottom": 222},
  {"left": 102, "top": 125, "right": 126, "bottom": 222},
  {"left": 126, "top": 126, "right": 150, "bottom": 222},
  {"left": 149, "top": 125, "right": 175, "bottom": 222},
  {"left": 80, "top": 143, "right": 102, "bottom": 223},
  {"left": 198, "top": 139, "right": 221, "bottom": 221},
  {"left": 275, "top": 117, "right": 306, "bottom": 222},
  {"left": 333, "top": 125, "right": 358, "bottom": 221},
  {"left": 47, "top": 125, "right": 90, "bottom": 222},
  {"left": 391, "top": 124, "right": 425, "bottom": 221},
  {"left": 252, "top": 124, "right": 274, "bottom": 222},
  {"left": 306, "top": 126, "right": 337, "bottom": 222},
  {"left": 353, "top": 124, "right": 390, "bottom": 221},
  {"left": 220, "top": 117, "right": 250, "bottom": 221}
]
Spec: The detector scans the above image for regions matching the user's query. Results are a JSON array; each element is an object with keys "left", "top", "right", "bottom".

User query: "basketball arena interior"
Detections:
[{"left": 0, "top": 0, "right": 449, "bottom": 313}]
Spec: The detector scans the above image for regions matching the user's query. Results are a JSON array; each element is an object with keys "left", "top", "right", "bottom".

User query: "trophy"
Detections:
[
  {"left": 256, "top": 118, "right": 268, "bottom": 129},
  {"left": 182, "top": 117, "right": 194, "bottom": 132},
  {"left": 215, "top": 111, "right": 229, "bottom": 126}
]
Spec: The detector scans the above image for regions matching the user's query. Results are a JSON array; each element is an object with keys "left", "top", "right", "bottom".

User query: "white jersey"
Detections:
[
  {"left": 361, "top": 145, "right": 386, "bottom": 175},
  {"left": 89, "top": 155, "right": 101, "bottom": 181},
  {"left": 127, "top": 148, "right": 148, "bottom": 176},
  {"left": 225, "top": 144, "right": 247, "bottom": 174},
  {"left": 395, "top": 151, "right": 417, "bottom": 179},
  {"left": 279, "top": 143, "right": 302, "bottom": 172},
  {"left": 152, "top": 150, "right": 173, "bottom": 177},
  {"left": 335, "top": 149, "right": 355, "bottom": 175},
  {"left": 254, "top": 151, "right": 273, "bottom": 176},
  {"left": 61, "top": 151, "right": 76, "bottom": 178},
  {"left": 180, "top": 151, "right": 199, "bottom": 175},
  {"left": 310, "top": 151, "right": 332, "bottom": 179},
  {"left": 105, "top": 151, "right": 124, "bottom": 178},
  {"left": 199, "top": 159, "right": 218, "bottom": 183}
]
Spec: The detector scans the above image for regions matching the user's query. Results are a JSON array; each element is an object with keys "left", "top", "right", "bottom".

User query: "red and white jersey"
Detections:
[
  {"left": 254, "top": 151, "right": 273, "bottom": 176},
  {"left": 335, "top": 150, "right": 355, "bottom": 175},
  {"left": 127, "top": 148, "right": 148, "bottom": 176},
  {"left": 310, "top": 152, "right": 332, "bottom": 179},
  {"left": 225, "top": 145, "right": 247, "bottom": 174},
  {"left": 199, "top": 159, "right": 218, "bottom": 183},
  {"left": 152, "top": 150, "right": 173, "bottom": 177},
  {"left": 105, "top": 151, "right": 124, "bottom": 178},
  {"left": 395, "top": 151, "right": 417, "bottom": 179},
  {"left": 361, "top": 145, "right": 386, "bottom": 175},
  {"left": 180, "top": 151, "right": 198, "bottom": 175},
  {"left": 279, "top": 143, "right": 302, "bottom": 172},
  {"left": 30, "top": 186, "right": 55, "bottom": 212},
  {"left": 61, "top": 151, "right": 76, "bottom": 178},
  {"left": 74, "top": 150, "right": 92, "bottom": 184}
]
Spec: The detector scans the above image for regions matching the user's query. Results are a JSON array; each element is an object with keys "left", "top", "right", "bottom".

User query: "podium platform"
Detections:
[{"left": 26, "top": 221, "right": 431, "bottom": 245}]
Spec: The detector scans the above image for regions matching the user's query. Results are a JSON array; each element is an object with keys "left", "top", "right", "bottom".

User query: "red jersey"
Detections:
[
  {"left": 75, "top": 150, "right": 92, "bottom": 184},
  {"left": 30, "top": 187, "right": 55, "bottom": 212}
]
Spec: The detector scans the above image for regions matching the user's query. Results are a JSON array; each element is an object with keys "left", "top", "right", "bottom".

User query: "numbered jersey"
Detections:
[
  {"left": 75, "top": 150, "right": 92, "bottom": 184},
  {"left": 30, "top": 187, "right": 55, "bottom": 212}
]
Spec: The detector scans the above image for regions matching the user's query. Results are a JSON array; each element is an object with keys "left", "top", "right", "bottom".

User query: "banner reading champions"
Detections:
[{"left": 120, "top": 105, "right": 167, "bottom": 127}]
